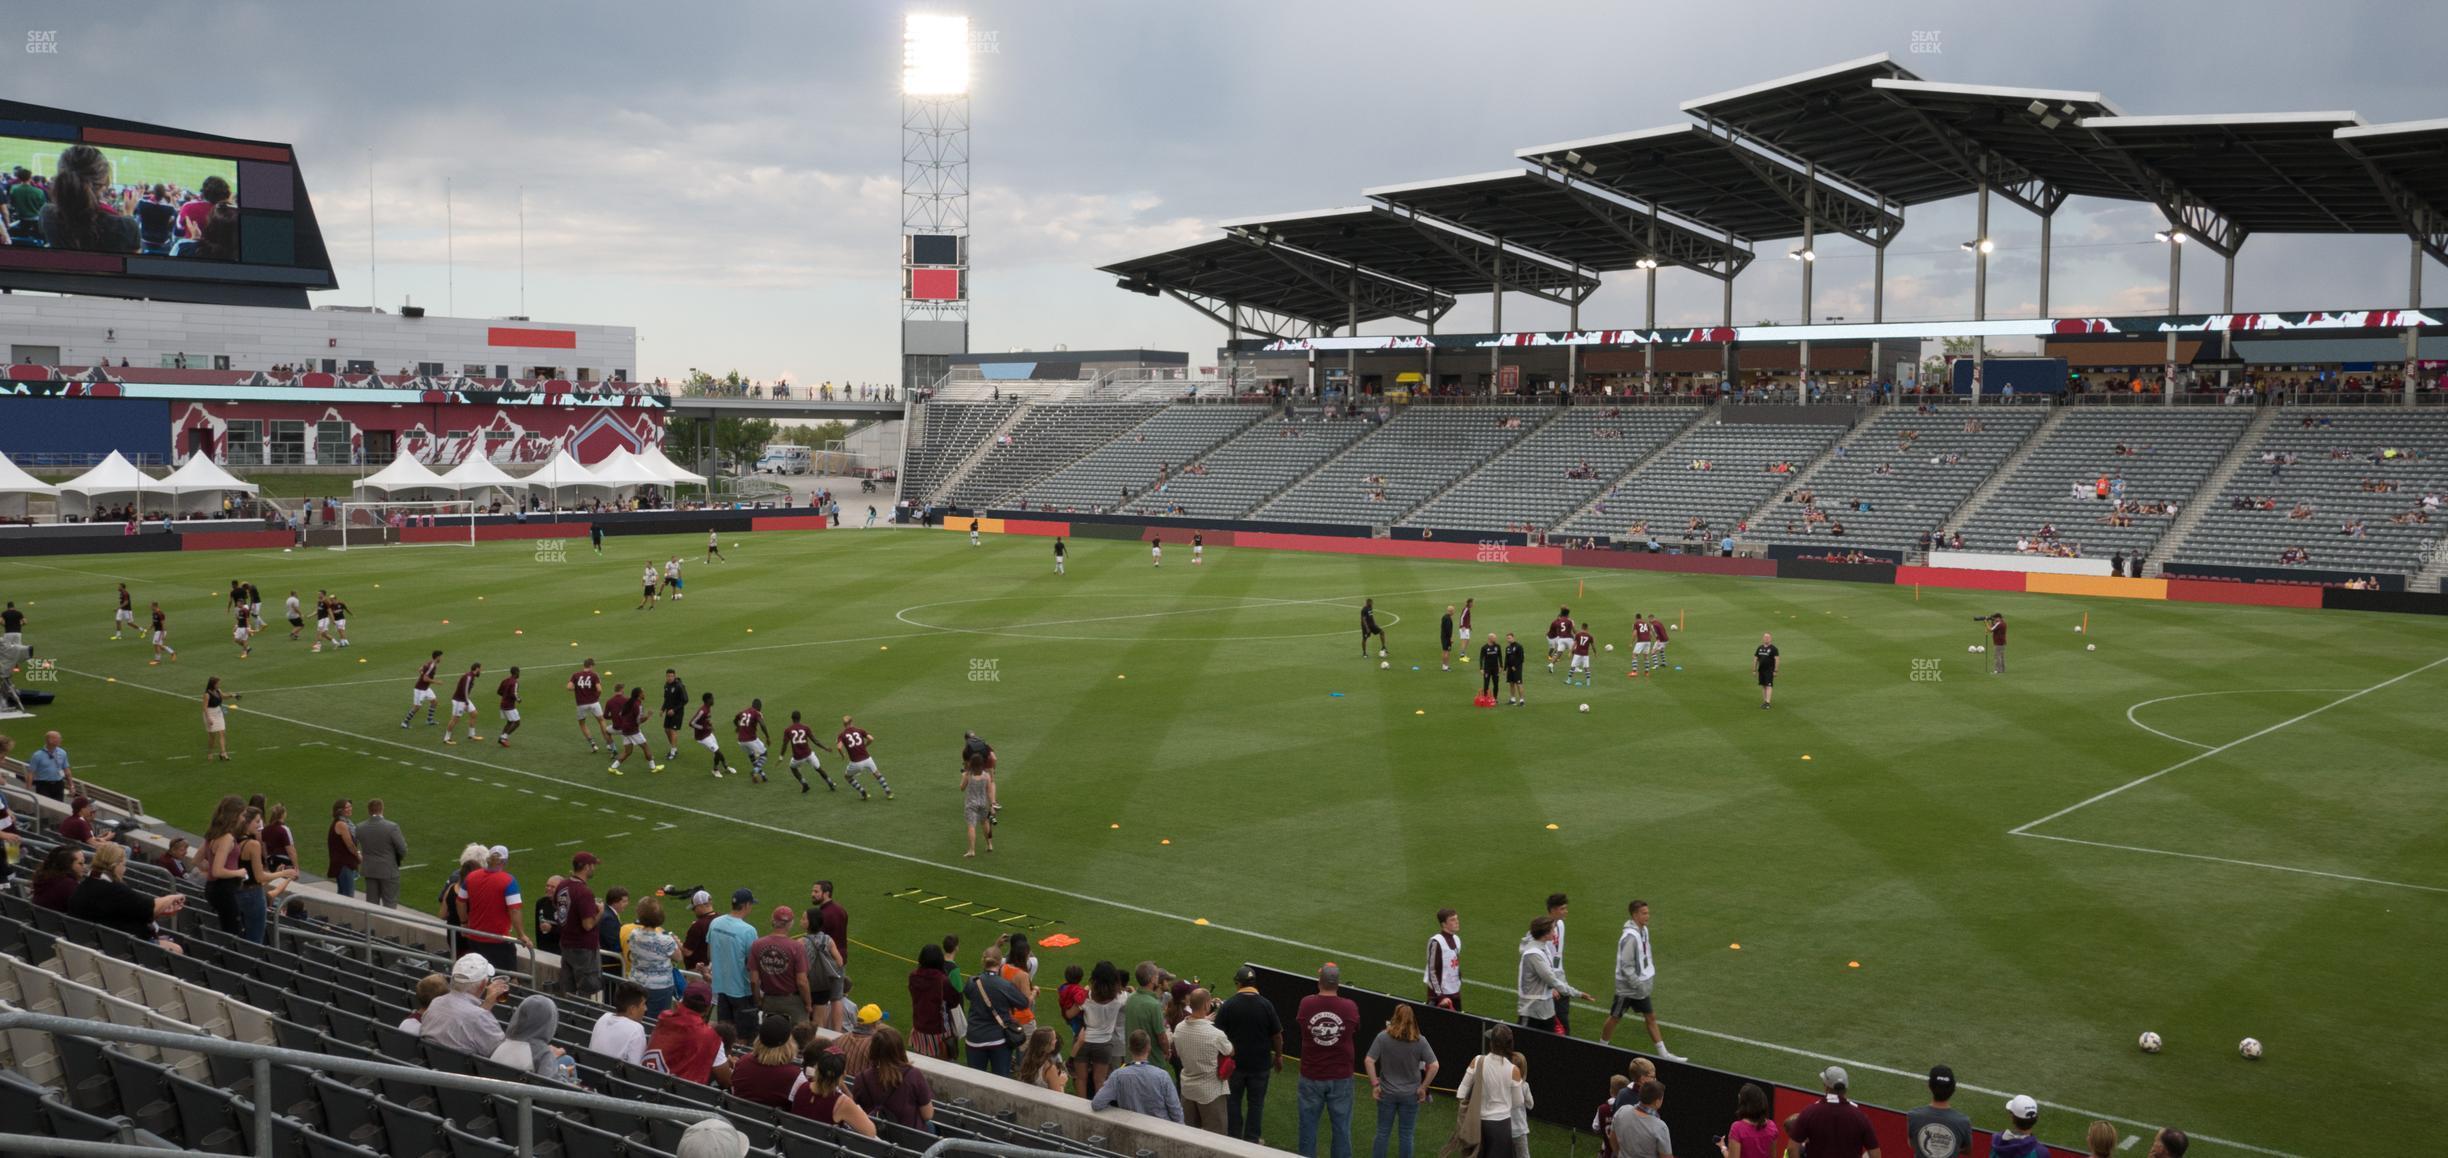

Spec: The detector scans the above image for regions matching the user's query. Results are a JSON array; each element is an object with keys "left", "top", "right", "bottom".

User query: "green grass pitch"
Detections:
[{"left": 5, "top": 530, "right": 2442, "bottom": 1155}]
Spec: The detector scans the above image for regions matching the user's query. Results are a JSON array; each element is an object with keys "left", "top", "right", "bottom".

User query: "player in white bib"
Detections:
[
  {"left": 636, "top": 564, "right": 659, "bottom": 610},
  {"left": 1423, "top": 907, "right": 1463, "bottom": 1010},
  {"left": 705, "top": 529, "right": 726, "bottom": 563},
  {"left": 663, "top": 556, "right": 684, "bottom": 600},
  {"left": 284, "top": 591, "right": 304, "bottom": 641}
]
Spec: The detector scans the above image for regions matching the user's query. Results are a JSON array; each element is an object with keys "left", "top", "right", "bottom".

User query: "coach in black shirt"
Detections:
[
  {"left": 1503, "top": 633, "right": 1527, "bottom": 707},
  {"left": 1479, "top": 638, "right": 1503, "bottom": 699},
  {"left": 660, "top": 670, "right": 689, "bottom": 759}
]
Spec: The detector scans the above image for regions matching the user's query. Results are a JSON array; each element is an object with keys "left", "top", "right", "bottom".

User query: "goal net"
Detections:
[{"left": 336, "top": 500, "right": 479, "bottom": 550}]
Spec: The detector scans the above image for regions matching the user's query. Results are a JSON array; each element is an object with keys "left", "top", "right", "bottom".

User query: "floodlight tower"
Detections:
[{"left": 901, "top": 12, "right": 971, "bottom": 394}]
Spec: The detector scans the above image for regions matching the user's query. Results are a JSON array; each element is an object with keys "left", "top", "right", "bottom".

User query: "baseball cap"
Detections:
[
  {"left": 488, "top": 844, "right": 510, "bottom": 862},
  {"left": 689, "top": 890, "right": 713, "bottom": 909},
  {"left": 682, "top": 980, "right": 712, "bottom": 1007},
  {"left": 1317, "top": 962, "right": 1341, "bottom": 985},
  {"left": 1169, "top": 980, "right": 1195, "bottom": 1002},
  {"left": 856, "top": 1003, "right": 884, "bottom": 1025},
  {"left": 2005, "top": 1094, "right": 2040, "bottom": 1121},
  {"left": 731, "top": 887, "right": 756, "bottom": 906},
  {"left": 771, "top": 905, "right": 795, "bottom": 927},
  {"left": 1233, "top": 966, "right": 1257, "bottom": 988},
  {"left": 450, "top": 954, "right": 496, "bottom": 985},
  {"left": 1819, "top": 1065, "right": 1849, "bottom": 1090},
  {"left": 572, "top": 851, "right": 599, "bottom": 871},
  {"left": 675, "top": 1117, "right": 750, "bottom": 1158},
  {"left": 1927, "top": 1064, "right": 1957, "bottom": 1099},
  {"left": 69, "top": 795, "right": 91, "bottom": 811}
]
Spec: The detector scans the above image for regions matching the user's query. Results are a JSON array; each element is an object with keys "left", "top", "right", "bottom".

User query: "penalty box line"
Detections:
[{"left": 61, "top": 663, "right": 2299, "bottom": 1158}]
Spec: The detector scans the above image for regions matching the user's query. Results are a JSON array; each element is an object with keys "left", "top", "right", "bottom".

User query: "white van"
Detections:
[{"left": 755, "top": 445, "right": 812, "bottom": 475}]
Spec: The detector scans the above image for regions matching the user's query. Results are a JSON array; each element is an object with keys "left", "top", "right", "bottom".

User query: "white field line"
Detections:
[
  {"left": 63, "top": 661, "right": 2296, "bottom": 1157},
  {"left": 2121, "top": 688, "right": 2361, "bottom": 751},
  {"left": 2016, "top": 832, "right": 2447, "bottom": 895},
  {"left": 2014, "top": 654, "right": 2448, "bottom": 835}
]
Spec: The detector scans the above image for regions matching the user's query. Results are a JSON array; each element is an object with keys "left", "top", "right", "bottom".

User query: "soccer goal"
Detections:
[{"left": 336, "top": 499, "right": 479, "bottom": 550}]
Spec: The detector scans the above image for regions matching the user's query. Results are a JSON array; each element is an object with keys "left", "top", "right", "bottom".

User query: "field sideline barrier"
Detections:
[{"left": 1931, "top": 549, "right": 2113, "bottom": 576}]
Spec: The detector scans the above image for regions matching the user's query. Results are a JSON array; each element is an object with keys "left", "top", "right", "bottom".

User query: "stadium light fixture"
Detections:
[
  {"left": 1788, "top": 248, "right": 1814, "bottom": 262},
  {"left": 1960, "top": 238, "right": 1994, "bottom": 254},
  {"left": 903, "top": 13, "right": 971, "bottom": 96},
  {"left": 1634, "top": 258, "right": 1659, "bottom": 270},
  {"left": 2153, "top": 230, "right": 2184, "bottom": 244}
]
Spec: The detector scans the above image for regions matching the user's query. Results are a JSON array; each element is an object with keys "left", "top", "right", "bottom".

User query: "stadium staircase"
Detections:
[
  {"left": 2418, "top": 540, "right": 2448, "bottom": 593},
  {"left": 1731, "top": 413, "right": 1869, "bottom": 531},
  {"left": 1547, "top": 402, "right": 1722, "bottom": 534},
  {"left": 924, "top": 403, "right": 1032, "bottom": 505},
  {"left": 1930, "top": 404, "right": 2073, "bottom": 553},
  {"left": 1242, "top": 416, "right": 1380, "bottom": 517},
  {"left": 1396, "top": 406, "right": 1570, "bottom": 520},
  {"left": 2146, "top": 404, "right": 2280, "bottom": 574}
]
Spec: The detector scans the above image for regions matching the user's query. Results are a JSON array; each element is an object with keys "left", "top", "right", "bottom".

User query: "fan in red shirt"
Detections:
[
  {"left": 1546, "top": 607, "right": 1575, "bottom": 672},
  {"left": 781, "top": 710, "right": 835, "bottom": 794},
  {"left": 1296, "top": 963, "right": 1360, "bottom": 1087},
  {"left": 403, "top": 649, "right": 443, "bottom": 728},
  {"left": 444, "top": 662, "right": 485, "bottom": 745},
  {"left": 835, "top": 716, "right": 893, "bottom": 801},
  {"left": 733, "top": 699, "right": 773, "bottom": 783},
  {"left": 690, "top": 693, "right": 735, "bottom": 779},
  {"left": 642, "top": 982, "right": 732, "bottom": 1086},
  {"left": 607, "top": 686, "right": 664, "bottom": 776},
  {"left": 493, "top": 666, "right": 523, "bottom": 748},
  {"left": 568, "top": 658, "right": 609, "bottom": 754}
]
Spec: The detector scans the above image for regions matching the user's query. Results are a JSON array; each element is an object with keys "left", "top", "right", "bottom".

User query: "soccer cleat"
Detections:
[
  {"left": 801, "top": 780, "right": 811, "bottom": 794},
  {"left": 470, "top": 734, "right": 485, "bottom": 741},
  {"left": 666, "top": 749, "right": 678, "bottom": 761},
  {"left": 443, "top": 737, "right": 456, "bottom": 745},
  {"left": 401, "top": 721, "right": 411, "bottom": 729},
  {"left": 650, "top": 762, "right": 666, "bottom": 774},
  {"left": 497, "top": 738, "right": 511, "bottom": 748},
  {"left": 883, "top": 789, "right": 894, "bottom": 800},
  {"left": 607, "top": 764, "right": 623, "bottom": 776}
]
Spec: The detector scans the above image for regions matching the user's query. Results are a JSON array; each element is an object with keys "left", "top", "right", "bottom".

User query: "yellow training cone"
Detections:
[
  {"left": 1800, "top": 755, "right": 1812, "bottom": 761},
  {"left": 1414, "top": 709, "right": 1425, "bottom": 715},
  {"left": 1193, "top": 918, "right": 1209, "bottom": 926},
  {"left": 1160, "top": 839, "right": 1171, "bottom": 845},
  {"left": 1847, "top": 960, "right": 1861, "bottom": 969},
  {"left": 1729, "top": 943, "right": 1740, "bottom": 950},
  {"left": 1109, "top": 823, "right": 1120, "bottom": 829},
  {"left": 1544, "top": 823, "right": 1559, "bottom": 830}
]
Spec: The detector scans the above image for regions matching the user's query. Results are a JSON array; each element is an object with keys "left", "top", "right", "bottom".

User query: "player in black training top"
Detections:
[
  {"left": 1361, "top": 598, "right": 1388, "bottom": 658},
  {"left": 1755, "top": 632, "right": 1780, "bottom": 709},
  {"left": 1441, "top": 606, "right": 1458, "bottom": 671},
  {"left": 1503, "top": 633, "right": 1527, "bottom": 706},
  {"left": 1478, "top": 637, "right": 1503, "bottom": 699},
  {"left": 660, "top": 668, "right": 690, "bottom": 761}
]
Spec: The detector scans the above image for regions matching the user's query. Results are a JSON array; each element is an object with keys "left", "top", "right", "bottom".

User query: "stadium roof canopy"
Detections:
[
  {"left": 1680, "top": 54, "right": 1977, "bottom": 209},
  {"left": 1515, "top": 124, "right": 1898, "bottom": 246},
  {"left": 2333, "top": 118, "right": 2448, "bottom": 262},
  {"left": 1217, "top": 204, "right": 1600, "bottom": 305},
  {"left": 2080, "top": 112, "right": 2389, "bottom": 251},
  {"left": 1100, "top": 235, "right": 1454, "bottom": 337},
  {"left": 1868, "top": 79, "right": 2138, "bottom": 205},
  {"left": 1365, "top": 169, "right": 1756, "bottom": 279}
]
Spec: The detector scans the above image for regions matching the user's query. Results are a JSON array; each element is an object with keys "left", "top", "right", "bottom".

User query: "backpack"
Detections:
[{"left": 802, "top": 932, "right": 845, "bottom": 992}]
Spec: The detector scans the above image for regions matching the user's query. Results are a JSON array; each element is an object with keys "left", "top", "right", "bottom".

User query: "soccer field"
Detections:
[{"left": 5, "top": 530, "right": 2443, "bottom": 1155}]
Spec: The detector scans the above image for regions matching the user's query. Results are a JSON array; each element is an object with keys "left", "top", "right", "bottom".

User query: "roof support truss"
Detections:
[
  {"left": 1877, "top": 96, "right": 2070, "bottom": 218},
  {"left": 1370, "top": 208, "right": 1600, "bottom": 308},
  {"left": 1690, "top": 119, "right": 1904, "bottom": 248},
  {"left": 1523, "top": 167, "right": 1757, "bottom": 281},
  {"left": 2336, "top": 140, "right": 2448, "bottom": 268},
  {"left": 1232, "top": 234, "right": 1456, "bottom": 329},
  {"left": 1159, "top": 290, "right": 1321, "bottom": 340}
]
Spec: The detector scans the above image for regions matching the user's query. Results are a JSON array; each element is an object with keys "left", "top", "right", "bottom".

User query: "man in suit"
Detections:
[{"left": 355, "top": 798, "right": 409, "bottom": 908}]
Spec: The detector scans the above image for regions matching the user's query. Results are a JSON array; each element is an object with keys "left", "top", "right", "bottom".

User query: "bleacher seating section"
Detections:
[
  {"left": 898, "top": 401, "right": 1016, "bottom": 504},
  {"left": 1556, "top": 419, "right": 1848, "bottom": 544},
  {"left": 0, "top": 821, "right": 1142, "bottom": 1158},
  {"left": 1016, "top": 406, "right": 1270, "bottom": 513},
  {"left": 1956, "top": 408, "right": 2256, "bottom": 563},
  {"left": 1743, "top": 408, "right": 2049, "bottom": 553},
  {"left": 1119, "top": 414, "right": 1376, "bottom": 519},
  {"left": 1256, "top": 406, "right": 1550, "bottom": 526},
  {"left": 947, "top": 404, "right": 1166, "bottom": 508},
  {"left": 1402, "top": 407, "right": 1702, "bottom": 534},
  {"left": 2172, "top": 410, "right": 2448, "bottom": 577}
]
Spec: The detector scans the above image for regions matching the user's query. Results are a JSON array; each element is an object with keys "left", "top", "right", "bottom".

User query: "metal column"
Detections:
[
  {"left": 1722, "top": 276, "right": 1736, "bottom": 393},
  {"left": 1345, "top": 274, "right": 1358, "bottom": 392},
  {"left": 1870, "top": 242, "right": 1886, "bottom": 395},
  {"left": 1798, "top": 170, "right": 1815, "bottom": 404},
  {"left": 2164, "top": 233, "right": 2183, "bottom": 403},
  {"left": 2409, "top": 236, "right": 2426, "bottom": 407},
  {"left": 2037, "top": 214, "right": 2053, "bottom": 317},
  {"left": 1643, "top": 264, "right": 1658, "bottom": 393},
  {"left": 1972, "top": 180, "right": 1989, "bottom": 403},
  {"left": 1488, "top": 277, "right": 1503, "bottom": 396},
  {"left": 2220, "top": 254, "right": 2236, "bottom": 389},
  {"left": 1567, "top": 300, "right": 1580, "bottom": 395}
]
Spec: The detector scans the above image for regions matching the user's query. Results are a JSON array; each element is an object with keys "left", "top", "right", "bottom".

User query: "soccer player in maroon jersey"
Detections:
[
  {"left": 147, "top": 603, "right": 176, "bottom": 665},
  {"left": 1629, "top": 614, "right": 1652, "bottom": 677},
  {"left": 1546, "top": 607, "right": 1574, "bottom": 673},
  {"left": 691, "top": 692, "right": 734, "bottom": 779},
  {"left": 1568, "top": 624, "right": 1596, "bottom": 686},
  {"left": 734, "top": 698, "right": 773, "bottom": 783},
  {"left": 835, "top": 716, "right": 892, "bottom": 800},
  {"left": 403, "top": 649, "right": 443, "bottom": 728},
  {"left": 112, "top": 583, "right": 136, "bottom": 640},
  {"left": 569, "top": 658, "right": 608, "bottom": 754},
  {"left": 444, "top": 661, "right": 486, "bottom": 744},
  {"left": 1645, "top": 614, "right": 1670, "bottom": 674},
  {"left": 780, "top": 710, "right": 835, "bottom": 794},
  {"left": 495, "top": 666, "right": 524, "bottom": 747},
  {"left": 607, "top": 685, "right": 666, "bottom": 775}
]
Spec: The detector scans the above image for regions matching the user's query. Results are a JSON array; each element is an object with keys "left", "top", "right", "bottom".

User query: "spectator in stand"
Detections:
[
  {"left": 492, "top": 994, "right": 572, "bottom": 1081},
  {"left": 750, "top": 905, "right": 812, "bottom": 1025},
  {"left": 643, "top": 982, "right": 731, "bottom": 1086},
  {"left": 1608, "top": 1080, "right": 1672, "bottom": 1158},
  {"left": 1174, "top": 986, "right": 1235, "bottom": 1133},
  {"left": 1218, "top": 965, "right": 1284, "bottom": 1143},
  {"left": 1991, "top": 1096, "right": 2044, "bottom": 1158},
  {"left": 1093, "top": 1029, "right": 1184, "bottom": 1123},
  {"left": 707, "top": 888, "right": 760, "bottom": 1036},
  {"left": 1719, "top": 1082, "right": 1780, "bottom": 1158},
  {"left": 961, "top": 947, "right": 1029, "bottom": 1077},
  {"left": 599, "top": 886, "right": 630, "bottom": 986},
  {"left": 1363, "top": 1003, "right": 1436, "bottom": 1158},
  {"left": 437, "top": 843, "right": 485, "bottom": 957},
  {"left": 421, "top": 954, "right": 514, "bottom": 1057},
  {"left": 326, "top": 798, "right": 361, "bottom": 899},
  {"left": 1784, "top": 1067, "right": 1880, "bottom": 1158},
  {"left": 29, "top": 844, "right": 87, "bottom": 911},
  {"left": 590, "top": 981, "right": 650, "bottom": 1066},
  {"left": 38, "top": 146, "right": 140, "bottom": 253},
  {"left": 56, "top": 795, "right": 99, "bottom": 845},
  {"left": 1125, "top": 960, "right": 1173, "bottom": 1071},
  {"left": 458, "top": 845, "right": 530, "bottom": 973},
  {"left": 400, "top": 974, "right": 449, "bottom": 1034},
  {"left": 197, "top": 203, "right": 241, "bottom": 262},
  {"left": 2148, "top": 1128, "right": 2189, "bottom": 1158},
  {"left": 1077, "top": 960, "right": 1129, "bottom": 1093},
  {"left": 1907, "top": 1066, "right": 1972, "bottom": 1158},
  {"left": 1297, "top": 963, "right": 1361, "bottom": 1158},
  {"left": 627, "top": 897, "right": 682, "bottom": 1016},
  {"left": 70, "top": 843, "right": 185, "bottom": 953},
  {"left": 2085, "top": 1122, "right": 2118, "bottom": 1158},
  {"left": 553, "top": 852, "right": 605, "bottom": 997},
  {"left": 1453, "top": 1025, "right": 1525, "bottom": 1158},
  {"left": 25, "top": 730, "right": 73, "bottom": 802},
  {"left": 235, "top": 806, "right": 294, "bottom": 944},
  {"left": 133, "top": 185, "right": 177, "bottom": 251},
  {"left": 791, "top": 1050, "right": 879, "bottom": 1137},
  {"left": 681, "top": 889, "right": 718, "bottom": 975},
  {"left": 155, "top": 837, "right": 191, "bottom": 882},
  {"left": 906, "top": 941, "right": 958, "bottom": 1061},
  {"left": 811, "top": 879, "right": 851, "bottom": 988},
  {"left": 729, "top": 1015, "right": 803, "bottom": 1109},
  {"left": 259, "top": 803, "right": 295, "bottom": 871},
  {"left": 853, "top": 1025, "right": 936, "bottom": 1130},
  {"left": 1015, "top": 1027, "right": 1068, "bottom": 1092}
]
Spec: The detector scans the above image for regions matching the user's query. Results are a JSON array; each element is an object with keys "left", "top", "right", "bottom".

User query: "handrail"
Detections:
[
  {"left": 0, "top": 1009, "right": 720, "bottom": 1157},
  {"left": 917, "top": 1139, "right": 1083, "bottom": 1158}
]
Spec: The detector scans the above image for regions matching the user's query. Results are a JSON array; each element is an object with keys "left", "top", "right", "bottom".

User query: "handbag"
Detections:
[
  {"left": 947, "top": 977, "right": 969, "bottom": 1039},
  {"left": 968, "top": 977, "right": 1023, "bottom": 1046}
]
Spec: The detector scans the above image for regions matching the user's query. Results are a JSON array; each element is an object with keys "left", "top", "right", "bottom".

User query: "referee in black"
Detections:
[
  {"left": 1478, "top": 635, "right": 1503, "bottom": 699},
  {"left": 1503, "top": 632, "right": 1528, "bottom": 706},
  {"left": 1361, "top": 598, "right": 1387, "bottom": 658},
  {"left": 1440, "top": 605, "right": 1457, "bottom": 671},
  {"left": 659, "top": 668, "right": 689, "bottom": 760}
]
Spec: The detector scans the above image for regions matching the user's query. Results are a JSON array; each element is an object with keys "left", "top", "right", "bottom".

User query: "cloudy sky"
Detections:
[{"left": 12, "top": 1, "right": 2445, "bottom": 381}]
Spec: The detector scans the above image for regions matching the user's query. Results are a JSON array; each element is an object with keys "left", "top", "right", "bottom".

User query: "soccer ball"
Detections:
[
  {"left": 1604, "top": 643, "right": 1615, "bottom": 652},
  {"left": 2138, "top": 1031, "right": 2163, "bottom": 1054},
  {"left": 1577, "top": 703, "right": 1590, "bottom": 713},
  {"left": 2239, "top": 1037, "right": 2262, "bottom": 1060},
  {"left": 1379, "top": 661, "right": 1390, "bottom": 670},
  {"left": 2085, "top": 643, "right": 2096, "bottom": 651}
]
